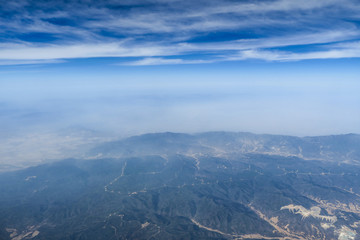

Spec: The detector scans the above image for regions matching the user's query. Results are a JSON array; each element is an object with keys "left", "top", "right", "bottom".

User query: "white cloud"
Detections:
[
  {"left": 189, "top": 0, "right": 342, "bottom": 17},
  {"left": 232, "top": 43, "right": 360, "bottom": 61},
  {"left": 1, "top": 29, "right": 358, "bottom": 62},
  {"left": 0, "top": 0, "right": 359, "bottom": 65},
  {"left": 0, "top": 59, "right": 64, "bottom": 66},
  {"left": 0, "top": 43, "right": 176, "bottom": 60},
  {"left": 122, "top": 57, "right": 213, "bottom": 66}
]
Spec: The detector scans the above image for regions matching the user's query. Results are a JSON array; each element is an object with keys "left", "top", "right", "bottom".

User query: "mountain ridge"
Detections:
[
  {"left": 1, "top": 131, "right": 360, "bottom": 239},
  {"left": 89, "top": 131, "right": 360, "bottom": 163}
]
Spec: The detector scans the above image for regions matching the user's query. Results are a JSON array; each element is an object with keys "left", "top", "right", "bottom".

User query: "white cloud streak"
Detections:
[
  {"left": 0, "top": 0, "right": 359, "bottom": 65},
  {"left": 2, "top": 32, "right": 359, "bottom": 65},
  {"left": 123, "top": 57, "right": 213, "bottom": 66},
  {"left": 0, "top": 43, "right": 174, "bottom": 60},
  {"left": 0, "top": 59, "right": 64, "bottom": 66}
]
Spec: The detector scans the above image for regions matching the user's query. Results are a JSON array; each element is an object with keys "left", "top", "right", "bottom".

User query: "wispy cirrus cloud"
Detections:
[
  {"left": 123, "top": 57, "right": 213, "bottom": 66},
  {"left": 0, "top": 59, "right": 64, "bottom": 66},
  {"left": 0, "top": 43, "right": 174, "bottom": 60},
  {"left": 0, "top": 0, "right": 360, "bottom": 65}
]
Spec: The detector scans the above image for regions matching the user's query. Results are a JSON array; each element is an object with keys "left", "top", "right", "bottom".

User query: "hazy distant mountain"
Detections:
[
  {"left": 1, "top": 132, "right": 360, "bottom": 239},
  {"left": 90, "top": 132, "right": 360, "bottom": 163}
]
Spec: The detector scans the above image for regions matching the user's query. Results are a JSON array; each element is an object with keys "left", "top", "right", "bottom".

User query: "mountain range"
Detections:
[{"left": 1, "top": 132, "right": 360, "bottom": 240}]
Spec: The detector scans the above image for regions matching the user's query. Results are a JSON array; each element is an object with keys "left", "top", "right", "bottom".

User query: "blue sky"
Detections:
[
  {"left": 1, "top": 0, "right": 360, "bottom": 139},
  {"left": 1, "top": 0, "right": 360, "bottom": 64}
]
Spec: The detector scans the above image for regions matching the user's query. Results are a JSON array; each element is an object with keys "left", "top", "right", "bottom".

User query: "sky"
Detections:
[{"left": 1, "top": 0, "right": 360, "bottom": 165}]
